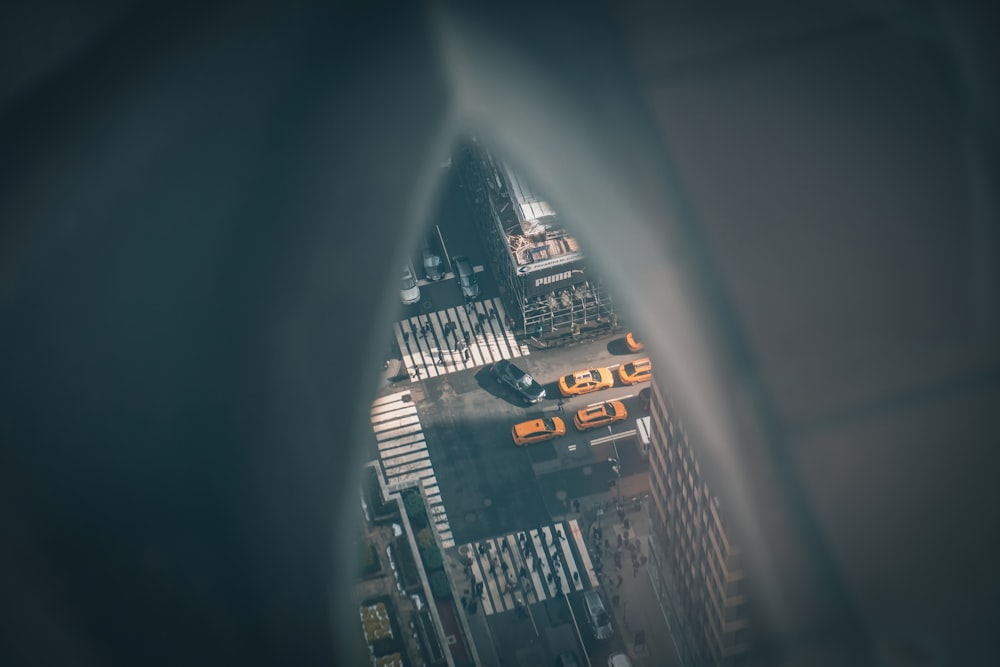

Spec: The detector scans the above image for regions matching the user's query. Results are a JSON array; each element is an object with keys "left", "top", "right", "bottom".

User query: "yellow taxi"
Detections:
[
  {"left": 625, "top": 332, "right": 645, "bottom": 352},
  {"left": 511, "top": 417, "right": 567, "bottom": 446},
  {"left": 618, "top": 357, "right": 651, "bottom": 385},
  {"left": 573, "top": 401, "right": 628, "bottom": 431},
  {"left": 557, "top": 368, "right": 614, "bottom": 397}
]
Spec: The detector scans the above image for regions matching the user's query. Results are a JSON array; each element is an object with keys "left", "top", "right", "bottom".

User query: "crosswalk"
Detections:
[
  {"left": 370, "top": 390, "right": 454, "bottom": 548},
  {"left": 395, "top": 297, "right": 529, "bottom": 379},
  {"left": 460, "top": 519, "right": 599, "bottom": 616}
]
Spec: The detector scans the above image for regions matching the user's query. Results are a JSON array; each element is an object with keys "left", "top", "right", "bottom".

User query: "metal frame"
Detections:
[{"left": 456, "top": 140, "right": 618, "bottom": 344}]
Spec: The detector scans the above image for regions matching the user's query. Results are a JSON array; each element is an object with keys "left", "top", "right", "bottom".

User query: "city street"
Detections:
[
  {"left": 372, "top": 161, "right": 660, "bottom": 666},
  {"left": 416, "top": 338, "right": 648, "bottom": 546}
]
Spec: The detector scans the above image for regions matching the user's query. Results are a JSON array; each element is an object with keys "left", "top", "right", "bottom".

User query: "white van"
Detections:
[
  {"left": 607, "top": 653, "right": 633, "bottom": 667},
  {"left": 583, "top": 590, "right": 613, "bottom": 640},
  {"left": 400, "top": 264, "right": 420, "bottom": 305}
]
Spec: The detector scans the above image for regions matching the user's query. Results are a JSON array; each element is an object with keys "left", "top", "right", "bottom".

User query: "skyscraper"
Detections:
[{"left": 646, "top": 372, "right": 751, "bottom": 666}]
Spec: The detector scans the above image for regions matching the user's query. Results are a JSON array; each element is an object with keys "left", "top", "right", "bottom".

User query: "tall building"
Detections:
[
  {"left": 646, "top": 371, "right": 751, "bottom": 666},
  {"left": 455, "top": 139, "right": 618, "bottom": 341}
]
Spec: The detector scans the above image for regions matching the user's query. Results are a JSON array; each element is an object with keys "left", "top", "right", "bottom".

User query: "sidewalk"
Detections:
[
  {"left": 587, "top": 494, "right": 681, "bottom": 667},
  {"left": 443, "top": 544, "right": 502, "bottom": 667}
]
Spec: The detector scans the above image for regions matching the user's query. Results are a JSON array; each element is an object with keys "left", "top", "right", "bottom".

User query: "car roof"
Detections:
[{"left": 514, "top": 418, "right": 545, "bottom": 433}]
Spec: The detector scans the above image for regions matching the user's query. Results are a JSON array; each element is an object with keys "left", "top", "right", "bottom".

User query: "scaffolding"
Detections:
[{"left": 456, "top": 140, "right": 618, "bottom": 344}]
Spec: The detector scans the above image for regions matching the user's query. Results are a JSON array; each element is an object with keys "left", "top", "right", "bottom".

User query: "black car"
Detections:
[
  {"left": 490, "top": 359, "right": 546, "bottom": 404},
  {"left": 452, "top": 254, "right": 480, "bottom": 299}
]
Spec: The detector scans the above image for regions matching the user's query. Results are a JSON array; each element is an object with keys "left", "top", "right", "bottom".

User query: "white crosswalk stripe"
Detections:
[
  {"left": 461, "top": 521, "right": 595, "bottom": 616},
  {"left": 369, "top": 391, "right": 453, "bottom": 548},
  {"left": 393, "top": 297, "right": 530, "bottom": 379}
]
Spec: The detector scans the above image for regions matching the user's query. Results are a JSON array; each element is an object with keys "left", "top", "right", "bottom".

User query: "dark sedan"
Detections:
[{"left": 489, "top": 359, "right": 546, "bottom": 404}]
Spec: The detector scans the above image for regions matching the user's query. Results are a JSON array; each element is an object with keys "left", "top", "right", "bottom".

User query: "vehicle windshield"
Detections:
[
  {"left": 596, "top": 612, "right": 610, "bottom": 626},
  {"left": 460, "top": 273, "right": 473, "bottom": 287},
  {"left": 563, "top": 375, "right": 576, "bottom": 387},
  {"left": 542, "top": 418, "right": 556, "bottom": 430},
  {"left": 402, "top": 275, "right": 416, "bottom": 289},
  {"left": 516, "top": 374, "right": 534, "bottom": 390},
  {"left": 623, "top": 363, "right": 635, "bottom": 374}
]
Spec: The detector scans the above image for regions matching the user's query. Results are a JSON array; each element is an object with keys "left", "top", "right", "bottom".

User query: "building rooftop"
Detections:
[{"left": 497, "top": 160, "right": 584, "bottom": 272}]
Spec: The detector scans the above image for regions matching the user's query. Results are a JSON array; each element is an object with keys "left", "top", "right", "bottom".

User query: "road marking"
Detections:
[
  {"left": 371, "top": 415, "right": 421, "bottom": 434},
  {"left": 555, "top": 526, "right": 584, "bottom": 592},
  {"left": 371, "top": 393, "right": 410, "bottom": 409},
  {"left": 370, "top": 404, "right": 416, "bottom": 423},
  {"left": 393, "top": 297, "right": 527, "bottom": 379},
  {"left": 457, "top": 521, "right": 596, "bottom": 616},
  {"left": 567, "top": 444, "right": 577, "bottom": 452},
  {"left": 380, "top": 449, "right": 431, "bottom": 467},
  {"left": 569, "top": 519, "right": 600, "bottom": 588},
  {"left": 468, "top": 553, "right": 495, "bottom": 615},
  {"left": 377, "top": 433, "right": 425, "bottom": 452},
  {"left": 589, "top": 428, "right": 637, "bottom": 446},
  {"left": 369, "top": 390, "right": 453, "bottom": 547}
]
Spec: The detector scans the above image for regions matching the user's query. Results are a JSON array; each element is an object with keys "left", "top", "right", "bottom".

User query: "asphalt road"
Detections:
[
  {"left": 415, "top": 337, "right": 648, "bottom": 546},
  {"left": 396, "top": 162, "right": 651, "bottom": 666}
]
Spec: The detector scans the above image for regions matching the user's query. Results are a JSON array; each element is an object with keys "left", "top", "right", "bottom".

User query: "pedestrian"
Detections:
[
  {"left": 463, "top": 331, "right": 470, "bottom": 345},
  {"left": 464, "top": 348, "right": 471, "bottom": 361},
  {"left": 460, "top": 595, "right": 467, "bottom": 608},
  {"left": 402, "top": 330, "right": 409, "bottom": 342},
  {"left": 501, "top": 562, "right": 508, "bottom": 573},
  {"left": 557, "top": 528, "right": 565, "bottom": 541},
  {"left": 410, "top": 322, "right": 417, "bottom": 335},
  {"left": 438, "top": 352, "right": 445, "bottom": 366}
]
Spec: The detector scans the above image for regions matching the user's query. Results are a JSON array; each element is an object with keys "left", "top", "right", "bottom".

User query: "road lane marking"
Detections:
[{"left": 589, "top": 428, "right": 637, "bottom": 446}]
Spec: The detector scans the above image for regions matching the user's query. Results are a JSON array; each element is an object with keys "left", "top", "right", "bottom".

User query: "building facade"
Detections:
[
  {"left": 646, "top": 372, "right": 751, "bottom": 666},
  {"left": 455, "top": 139, "right": 618, "bottom": 342}
]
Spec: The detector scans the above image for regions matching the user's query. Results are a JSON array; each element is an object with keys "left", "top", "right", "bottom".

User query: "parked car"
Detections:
[
  {"left": 558, "top": 367, "right": 614, "bottom": 397},
  {"left": 607, "top": 653, "right": 634, "bottom": 667},
  {"left": 618, "top": 357, "right": 651, "bottom": 385},
  {"left": 583, "top": 590, "right": 614, "bottom": 640},
  {"left": 400, "top": 264, "right": 420, "bottom": 305},
  {"left": 511, "top": 417, "right": 566, "bottom": 446},
  {"left": 573, "top": 401, "right": 628, "bottom": 431},
  {"left": 490, "top": 360, "right": 546, "bottom": 404},
  {"left": 422, "top": 238, "right": 444, "bottom": 281},
  {"left": 452, "top": 254, "right": 480, "bottom": 299},
  {"left": 625, "top": 331, "right": 644, "bottom": 352}
]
